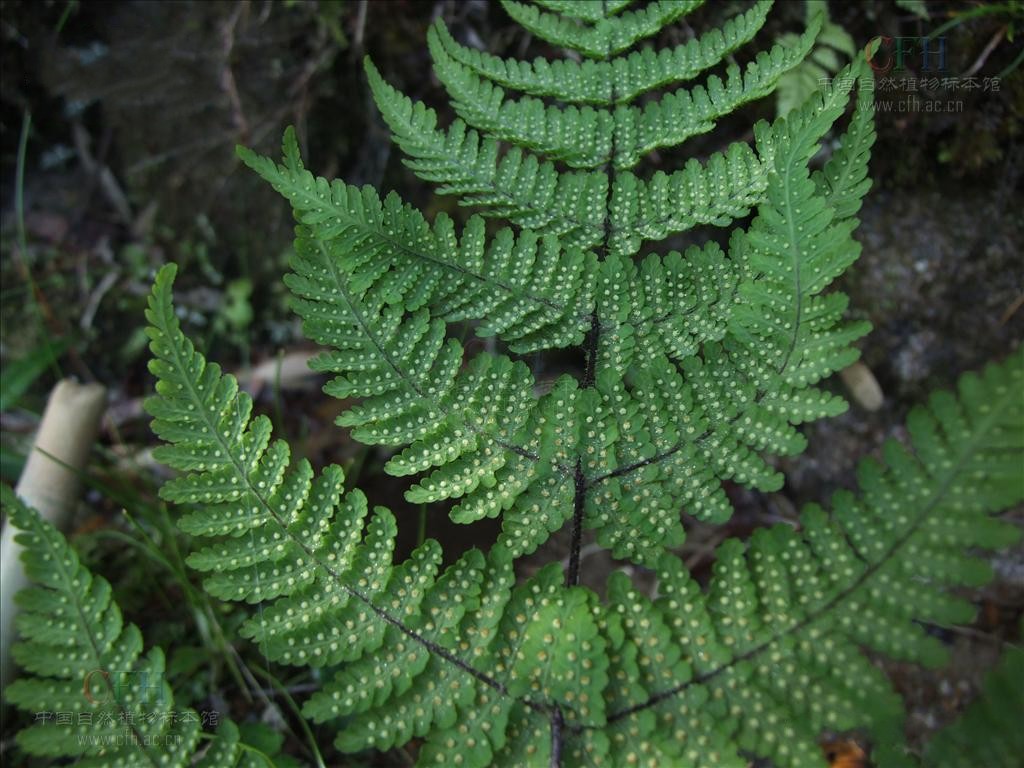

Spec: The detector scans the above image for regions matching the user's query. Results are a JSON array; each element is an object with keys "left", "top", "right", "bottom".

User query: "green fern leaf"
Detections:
[
  {"left": 1, "top": 488, "right": 258, "bottom": 766},
  {"left": 142, "top": 3, "right": 1024, "bottom": 764},
  {"left": 146, "top": 267, "right": 533, "bottom": 762},
  {"left": 592, "top": 349, "right": 1023, "bottom": 767},
  {"left": 240, "top": 54, "right": 881, "bottom": 586},
  {"left": 238, "top": 128, "right": 596, "bottom": 353}
]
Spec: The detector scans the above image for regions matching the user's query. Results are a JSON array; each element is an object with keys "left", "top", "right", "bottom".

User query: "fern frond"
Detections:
[
  {"left": 586, "top": 349, "right": 1024, "bottom": 767},
  {"left": 373, "top": 11, "right": 780, "bottom": 235},
  {"left": 149, "top": 0, "right": 1024, "bottom": 763},
  {"left": 429, "top": 2, "right": 771, "bottom": 105},
  {"left": 362, "top": 58, "right": 877, "bottom": 565},
  {"left": 499, "top": 0, "right": 703, "bottom": 59},
  {"left": 145, "top": 267, "right": 538, "bottom": 759},
  {"left": 1, "top": 488, "right": 256, "bottom": 766},
  {"left": 428, "top": 14, "right": 821, "bottom": 170},
  {"left": 297, "top": 348, "right": 1023, "bottom": 765},
  {"left": 699, "top": 65, "right": 873, "bottom": 432}
]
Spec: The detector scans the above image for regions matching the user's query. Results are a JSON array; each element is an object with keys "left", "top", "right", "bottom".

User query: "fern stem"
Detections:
[
  {"left": 565, "top": 460, "right": 587, "bottom": 587},
  {"left": 565, "top": 0, "right": 617, "bottom": 591},
  {"left": 550, "top": 706, "right": 565, "bottom": 768},
  {"left": 566, "top": 311, "right": 600, "bottom": 587},
  {"left": 417, "top": 502, "right": 427, "bottom": 547},
  {"left": 561, "top": 12, "right": 616, "bottom": 762}
]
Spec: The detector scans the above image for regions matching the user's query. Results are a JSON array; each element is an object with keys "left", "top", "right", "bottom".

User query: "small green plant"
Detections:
[
  {"left": 921, "top": 627, "right": 1024, "bottom": 767},
  {"left": 3, "top": 2, "right": 1021, "bottom": 766},
  {"left": 776, "top": 1, "right": 856, "bottom": 116}
]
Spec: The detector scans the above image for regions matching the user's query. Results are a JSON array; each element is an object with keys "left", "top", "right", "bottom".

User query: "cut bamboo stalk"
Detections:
[{"left": 1, "top": 379, "right": 106, "bottom": 689}]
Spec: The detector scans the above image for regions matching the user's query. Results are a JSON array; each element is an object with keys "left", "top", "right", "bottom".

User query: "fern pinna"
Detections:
[
  {"left": 8, "top": 1, "right": 1018, "bottom": 766},
  {"left": 1, "top": 487, "right": 267, "bottom": 766}
]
